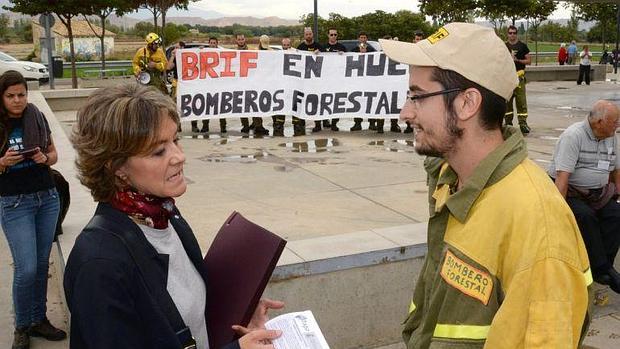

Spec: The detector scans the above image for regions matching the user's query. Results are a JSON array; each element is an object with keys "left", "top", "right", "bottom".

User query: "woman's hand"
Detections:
[
  {"left": 238, "top": 329, "right": 281, "bottom": 349},
  {"left": 232, "top": 299, "right": 285, "bottom": 335},
  {"left": 0, "top": 149, "right": 24, "bottom": 168},
  {"left": 31, "top": 148, "right": 48, "bottom": 165}
]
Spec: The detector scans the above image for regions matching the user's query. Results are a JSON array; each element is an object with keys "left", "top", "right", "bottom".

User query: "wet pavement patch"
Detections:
[
  {"left": 278, "top": 139, "right": 340, "bottom": 153},
  {"left": 539, "top": 135, "right": 559, "bottom": 141},
  {"left": 197, "top": 151, "right": 269, "bottom": 163},
  {"left": 368, "top": 139, "right": 415, "bottom": 152}
]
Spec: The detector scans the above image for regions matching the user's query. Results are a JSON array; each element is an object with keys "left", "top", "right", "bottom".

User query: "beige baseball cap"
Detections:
[{"left": 379, "top": 22, "right": 518, "bottom": 101}]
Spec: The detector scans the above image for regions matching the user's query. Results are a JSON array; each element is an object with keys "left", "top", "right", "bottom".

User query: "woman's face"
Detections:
[
  {"left": 116, "top": 114, "right": 186, "bottom": 198},
  {"left": 3, "top": 84, "right": 28, "bottom": 118}
]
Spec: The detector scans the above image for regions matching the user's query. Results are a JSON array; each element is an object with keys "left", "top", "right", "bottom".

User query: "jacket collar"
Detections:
[
  {"left": 94, "top": 202, "right": 205, "bottom": 277},
  {"left": 433, "top": 126, "right": 527, "bottom": 222}
]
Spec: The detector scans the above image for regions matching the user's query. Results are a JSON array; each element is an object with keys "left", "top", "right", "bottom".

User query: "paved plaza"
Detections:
[{"left": 1, "top": 77, "right": 620, "bottom": 348}]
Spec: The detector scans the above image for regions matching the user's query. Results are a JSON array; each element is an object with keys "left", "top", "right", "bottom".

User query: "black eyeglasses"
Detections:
[
  {"left": 329, "top": 33, "right": 338, "bottom": 36},
  {"left": 508, "top": 31, "right": 517, "bottom": 35},
  {"left": 406, "top": 88, "right": 461, "bottom": 107}
]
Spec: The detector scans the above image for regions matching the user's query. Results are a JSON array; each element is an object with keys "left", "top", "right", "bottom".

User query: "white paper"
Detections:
[{"left": 265, "top": 310, "right": 330, "bottom": 349}]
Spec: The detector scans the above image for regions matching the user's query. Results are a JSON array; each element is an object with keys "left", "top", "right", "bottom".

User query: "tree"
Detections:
[
  {"left": 574, "top": 2, "right": 618, "bottom": 49},
  {"left": 522, "top": 0, "right": 556, "bottom": 65},
  {"left": 6, "top": 0, "right": 89, "bottom": 88},
  {"left": 479, "top": 0, "right": 531, "bottom": 29},
  {"left": 419, "top": 0, "right": 478, "bottom": 24},
  {"left": 138, "top": 0, "right": 195, "bottom": 44},
  {"left": 0, "top": 14, "right": 10, "bottom": 43},
  {"left": 83, "top": 0, "right": 138, "bottom": 74}
]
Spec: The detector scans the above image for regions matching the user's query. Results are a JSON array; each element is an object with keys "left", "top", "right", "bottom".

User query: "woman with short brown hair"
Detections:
[{"left": 65, "top": 83, "right": 282, "bottom": 349}]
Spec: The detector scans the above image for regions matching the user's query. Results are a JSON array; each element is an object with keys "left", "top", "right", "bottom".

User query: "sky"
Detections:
[{"left": 192, "top": 0, "right": 572, "bottom": 20}]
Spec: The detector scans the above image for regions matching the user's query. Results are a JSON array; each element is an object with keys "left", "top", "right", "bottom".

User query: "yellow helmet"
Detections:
[{"left": 145, "top": 32, "right": 161, "bottom": 45}]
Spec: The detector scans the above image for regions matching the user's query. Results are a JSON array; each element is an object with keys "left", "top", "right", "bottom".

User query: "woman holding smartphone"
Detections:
[{"left": 0, "top": 70, "right": 65, "bottom": 349}]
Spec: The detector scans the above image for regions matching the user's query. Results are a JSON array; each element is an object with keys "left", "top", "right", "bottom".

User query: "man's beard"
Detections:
[{"left": 414, "top": 111, "right": 462, "bottom": 158}]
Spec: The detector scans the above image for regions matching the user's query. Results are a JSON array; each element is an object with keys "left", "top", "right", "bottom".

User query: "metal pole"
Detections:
[
  {"left": 615, "top": 4, "right": 619, "bottom": 75},
  {"left": 313, "top": 0, "right": 318, "bottom": 42},
  {"left": 44, "top": 15, "right": 55, "bottom": 89}
]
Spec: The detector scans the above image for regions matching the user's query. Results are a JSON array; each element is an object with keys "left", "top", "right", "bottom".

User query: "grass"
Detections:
[{"left": 61, "top": 66, "right": 133, "bottom": 79}]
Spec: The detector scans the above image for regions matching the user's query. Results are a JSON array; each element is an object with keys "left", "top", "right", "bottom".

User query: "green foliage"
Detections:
[
  {"left": 587, "top": 21, "right": 618, "bottom": 46},
  {"left": 301, "top": 10, "right": 433, "bottom": 42},
  {"left": 529, "top": 21, "right": 575, "bottom": 43},
  {"left": 419, "top": 0, "right": 477, "bottom": 24},
  {"left": 25, "top": 49, "right": 36, "bottom": 62},
  {"left": 133, "top": 21, "right": 156, "bottom": 38},
  {"left": 163, "top": 22, "right": 189, "bottom": 44},
  {"left": 0, "top": 14, "right": 9, "bottom": 43},
  {"left": 573, "top": 2, "right": 618, "bottom": 48}
]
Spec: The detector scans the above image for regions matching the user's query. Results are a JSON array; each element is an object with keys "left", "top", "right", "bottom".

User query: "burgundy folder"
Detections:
[{"left": 204, "top": 211, "right": 287, "bottom": 349}]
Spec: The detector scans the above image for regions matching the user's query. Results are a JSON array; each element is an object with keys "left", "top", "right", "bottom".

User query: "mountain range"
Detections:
[{"left": 0, "top": 1, "right": 299, "bottom": 28}]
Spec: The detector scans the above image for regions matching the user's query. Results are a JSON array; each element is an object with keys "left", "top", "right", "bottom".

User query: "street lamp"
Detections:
[{"left": 314, "top": 0, "right": 318, "bottom": 42}]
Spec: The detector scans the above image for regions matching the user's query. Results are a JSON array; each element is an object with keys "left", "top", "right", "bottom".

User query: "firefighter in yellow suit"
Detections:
[
  {"left": 381, "top": 23, "right": 591, "bottom": 349},
  {"left": 133, "top": 32, "right": 168, "bottom": 95}
]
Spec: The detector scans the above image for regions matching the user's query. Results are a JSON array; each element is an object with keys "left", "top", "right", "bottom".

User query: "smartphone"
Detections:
[{"left": 18, "top": 148, "right": 38, "bottom": 158}]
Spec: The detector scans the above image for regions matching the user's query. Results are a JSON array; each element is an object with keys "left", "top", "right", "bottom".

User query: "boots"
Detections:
[
  {"left": 240, "top": 118, "right": 250, "bottom": 133},
  {"left": 28, "top": 317, "right": 66, "bottom": 341},
  {"left": 12, "top": 327, "right": 29, "bottom": 349},
  {"left": 191, "top": 120, "right": 200, "bottom": 133},
  {"left": 350, "top": 120, "right": 362, "bottom": 131},
  {"left": 390, "top": 120, "right": 401, "bottom": 133},
  {"left": 219, "top": 119, "right": 227, "bottom": 133},
  {"left": 331, "top": 118, "right": 339, "bottom": 131},
  {"left": 404, "top": 122, "right": 413, "bottom": 133},
  {"left": 376, "top": 119, "right": 384, "bottom": 134},
  {"left": 312, "top": 121, "right": 322, "bottom": 133},
  {"left": 293, "top": 124, "right": 305, "bottom": 136}
]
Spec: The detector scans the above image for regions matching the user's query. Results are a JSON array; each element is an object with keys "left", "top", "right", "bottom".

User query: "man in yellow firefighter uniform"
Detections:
[
  {"left": 380, "top": 23, "right": 591, "bottom": 349},
  {"left": 132, "top": 32, "right": 168, "bottom": 95}
]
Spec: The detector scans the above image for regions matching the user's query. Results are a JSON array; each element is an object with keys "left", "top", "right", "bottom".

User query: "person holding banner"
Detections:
[
  {"left": 273, "top": 38, "right": 305, "bottom": 136},
  {"left": 193, "top": 37, "right": 227, "bottom": 134},
  {"left": 322, "top": 28, "right": 348, "bottom": 132},
  {"left": 236, "top": 34, "right": 269, "bottom": 136},
  {"left": 65, "top": 83, "right": 283, "bottom": 349},
  {"left": 381, "top": 23, "right": 591, "bottom": 348},
  {"left": 132, "top": 33, "right": 168, "bottom": 95},
  {"left": 297, "top": 27, "right": 329, "bottom": 133},
  {"left": 351, "top": 32, "right": 377, "bottom": 132}
]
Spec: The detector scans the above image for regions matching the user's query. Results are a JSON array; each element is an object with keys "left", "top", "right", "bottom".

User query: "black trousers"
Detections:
[
  {"left": 577, "top": 64, "right": 590, "bottom": 85},
  {"left": 567, "top": 196, "right": 620, "bottom": 271}
]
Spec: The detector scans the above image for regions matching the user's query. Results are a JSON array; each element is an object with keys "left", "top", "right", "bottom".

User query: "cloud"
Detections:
[{"left": 193, "top": 0, "right": 420, "bottom": 19}]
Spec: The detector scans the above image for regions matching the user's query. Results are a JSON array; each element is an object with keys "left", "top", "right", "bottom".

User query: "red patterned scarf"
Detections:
[{"left": 110, "top": 189, "right": 175, "bottom": 229}]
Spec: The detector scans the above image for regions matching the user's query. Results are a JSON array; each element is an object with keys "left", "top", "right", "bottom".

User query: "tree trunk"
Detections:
[
  {"left": 100, "top": 14, "right": 107, "bottom": 76},
  {"left": 68, "top": 17, "right": 77, "bottom": 88},
  {"left": 153, "top": 10, "right": 158, "bottom": 33},
  {"left": 602, "top": 21, "right": 607, "bottom": 51},
  {"left": 161, "top": 10, "right": 166, "bottom": 45}
]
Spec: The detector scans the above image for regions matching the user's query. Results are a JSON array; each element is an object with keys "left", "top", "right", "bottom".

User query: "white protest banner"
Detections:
[{"left": 176, "top": 48, "right": 408, "bottom": 121}]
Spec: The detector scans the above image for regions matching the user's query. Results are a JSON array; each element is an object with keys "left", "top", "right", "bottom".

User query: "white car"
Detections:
[{"left": 0, "top": 51, "right": 50, "bottom": 83}]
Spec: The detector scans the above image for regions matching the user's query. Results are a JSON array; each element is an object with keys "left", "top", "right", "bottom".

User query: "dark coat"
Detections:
[{"left": 64, "top": 202, "right": 240, "bottom": 349}]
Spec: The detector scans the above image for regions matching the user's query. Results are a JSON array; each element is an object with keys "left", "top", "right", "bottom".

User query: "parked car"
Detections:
[
  {"left": 0, "top": 51, "right": 49, "bottom": 83},
  {"left": 339, "top": 40, "right": 381, "bottom": 52}
]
